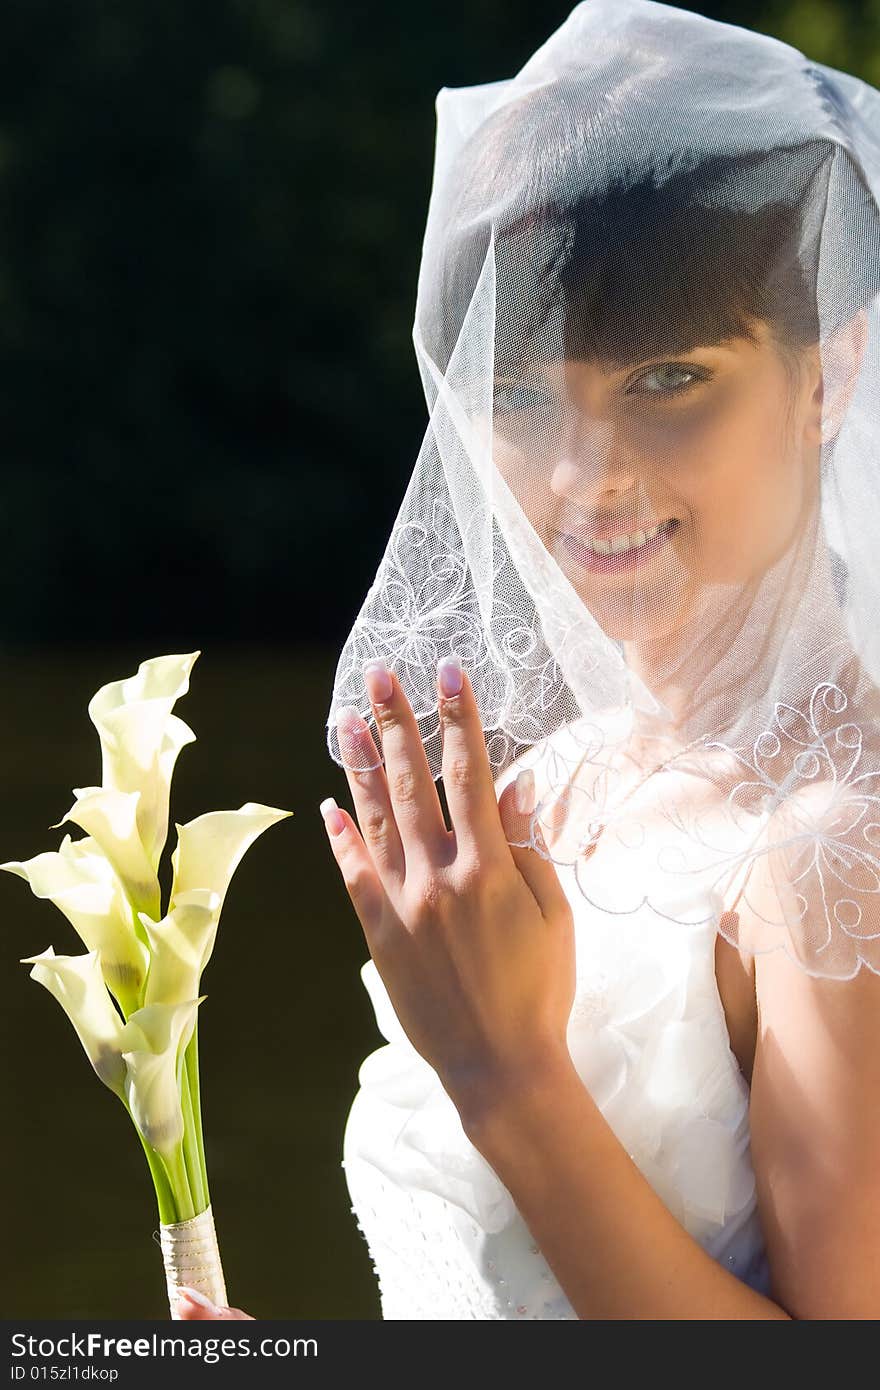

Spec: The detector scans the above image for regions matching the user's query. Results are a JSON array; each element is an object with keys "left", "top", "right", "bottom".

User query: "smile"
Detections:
[{"left": 561, "top": 519, "right": 679, "bottom": 573}]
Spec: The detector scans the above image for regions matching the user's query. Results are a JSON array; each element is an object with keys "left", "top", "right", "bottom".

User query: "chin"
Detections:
[{"left": 584, "top": 590, "right": 697, "bottom": 644}]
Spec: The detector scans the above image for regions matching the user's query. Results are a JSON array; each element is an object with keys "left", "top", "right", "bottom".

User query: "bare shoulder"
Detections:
[
  {"left": 752, "top": 674, "right": 880, "bottom": 1022},
  {"left": 729, "top": 671, "right": 880, "bottom": 1315},
  {"left": 729, "top": 664, "right": 880, "bottom": 977}
]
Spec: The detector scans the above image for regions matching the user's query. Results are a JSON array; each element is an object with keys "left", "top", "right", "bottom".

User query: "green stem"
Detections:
[
  {"left": 179, "top": 1058, "right": 206, "bottom": 1213},
  {"left": 184, "top": 1022, "right": 210, "bottom": 1206},
  {"left": 134, "top": 1123, "right": 176, "bottom": 1224},
  {"left": 160, "top": 1141, "right": 195, "bottom": 1222}
]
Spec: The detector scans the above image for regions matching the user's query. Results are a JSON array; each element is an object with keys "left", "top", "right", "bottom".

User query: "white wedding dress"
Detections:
[{"left": 340, "top": 712, "right": 772, "bottom": 1318}]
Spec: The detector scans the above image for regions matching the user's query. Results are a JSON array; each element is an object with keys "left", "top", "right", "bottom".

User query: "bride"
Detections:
[{"left": 177, "top": 0, "right": 880, "bottom": 1319}]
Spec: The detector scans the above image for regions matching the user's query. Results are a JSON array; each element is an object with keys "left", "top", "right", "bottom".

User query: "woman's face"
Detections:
[{"left": 490, "top": 317, "right": 823, "bottom": 644}]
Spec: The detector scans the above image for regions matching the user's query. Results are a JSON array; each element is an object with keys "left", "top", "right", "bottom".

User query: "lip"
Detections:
[{"left": 560, "top": 519, "right": 679, "bottom": 574}]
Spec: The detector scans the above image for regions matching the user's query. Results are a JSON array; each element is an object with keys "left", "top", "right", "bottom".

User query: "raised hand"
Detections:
[{"left": 321, "top": 654, "right": 576, "bottom": 1129}]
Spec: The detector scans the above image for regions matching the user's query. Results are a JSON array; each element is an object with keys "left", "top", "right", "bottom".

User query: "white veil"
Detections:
[{"left": 325, "top": 0, "right": 880, "bottom": 980}]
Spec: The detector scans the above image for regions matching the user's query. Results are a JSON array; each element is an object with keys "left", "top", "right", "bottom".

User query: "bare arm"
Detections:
[
  {"left": 460, "top": 804, "right": 880, "bottom": 1321},
  {"left": 749, "top": 944, "right": 880, "bottom": 1319},
  {"left": 459, "top": 1049, "right": 792, "bottom": 1320}
]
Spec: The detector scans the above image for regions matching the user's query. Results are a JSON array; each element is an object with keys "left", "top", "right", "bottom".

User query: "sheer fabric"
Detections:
[
  {"left": 326, "top": 0, "right": 880, "bottom": 981},
  {"left": 326, "top": 0, "right": 880, "bottom": 1318},
  {"left": 341, "top": 714, "right": 770, "bottom": 1317}
]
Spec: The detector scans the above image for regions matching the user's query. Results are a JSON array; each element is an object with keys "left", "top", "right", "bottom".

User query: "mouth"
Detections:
[{"left": 560, "top": 518, "right": 680, "bottom": 574}]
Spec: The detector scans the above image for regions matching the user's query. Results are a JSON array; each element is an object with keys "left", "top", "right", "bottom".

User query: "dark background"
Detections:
[{"left": 1, "top": 0, "right": 877, "bottom": 1318}]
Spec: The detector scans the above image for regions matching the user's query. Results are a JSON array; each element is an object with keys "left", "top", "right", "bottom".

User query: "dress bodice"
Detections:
[{"left": 340, "top": 716, "right": 772, "bottom": 1318}]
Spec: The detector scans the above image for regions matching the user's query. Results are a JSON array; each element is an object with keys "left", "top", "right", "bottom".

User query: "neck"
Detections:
[{"left": 620, "top": 523, "right": 857, "bottom": 755}]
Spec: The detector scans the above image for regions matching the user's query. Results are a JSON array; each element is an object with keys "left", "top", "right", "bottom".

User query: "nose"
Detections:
[{"left": 549, "top": 421, "right": 642, "bottom": 509}]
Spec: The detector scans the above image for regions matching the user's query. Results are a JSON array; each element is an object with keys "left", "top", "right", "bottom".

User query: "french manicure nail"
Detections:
[
  {"left": 319, "top": 796, "right": 345, "bottom": 836},
  {"left": 336, "top": 703, "right": 369, "bottom": 735},
  {"left": 437, "top": 653, "right": 463, "bottom": 698},
  {"left": 515, "top": 768, "right": 536, "bottom": 815},
  {"left": 176, "top": 1285, "right": 219, "bottom": 1312},
  {"left": 363, "top": 658, "right": 393, "bottom": 703}
]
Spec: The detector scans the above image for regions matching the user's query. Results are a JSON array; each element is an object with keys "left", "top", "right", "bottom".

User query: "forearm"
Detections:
[{"left": 458, "top": 1052, "right": 791, "bottom": 1320}]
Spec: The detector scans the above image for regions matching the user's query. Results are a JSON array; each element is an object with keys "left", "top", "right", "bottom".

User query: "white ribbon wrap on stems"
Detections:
[{"left": 158, "top": 1203, "right": 228, "bottom": 1315}]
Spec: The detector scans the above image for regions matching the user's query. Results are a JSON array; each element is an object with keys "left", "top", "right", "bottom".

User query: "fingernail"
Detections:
[
  {"left": 363, "top": 658, "right": 393, "bottom": 703},
  {"left": 337, "top": 703, "right": 369, "bottom": 735},
  {"left": 437, "top": 652, "right": 462, "bottom": 698},
  {"left": 515, "top": 768, "right": 536, "bottom": 815},
  {"left": 176, "top": 1285, "right": 219, "bottom": 1312},
  {"left": 319, "top": 796, "right": 345, "bottom": 836}
]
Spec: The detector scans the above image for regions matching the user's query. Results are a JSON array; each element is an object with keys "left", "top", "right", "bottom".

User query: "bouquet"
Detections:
[{"left": 1, "top": 652, "right": 291, "bottom": 1315}]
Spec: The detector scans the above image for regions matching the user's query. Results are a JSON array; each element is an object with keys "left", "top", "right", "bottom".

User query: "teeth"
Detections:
[{"left": 578, "top": 521, "right": 670, "bottom": 556}]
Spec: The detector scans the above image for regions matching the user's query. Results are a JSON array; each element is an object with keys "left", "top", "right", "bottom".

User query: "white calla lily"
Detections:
[
  {"left": 87, "top": 652, "right": 200, "bottom": 873},
  {"left": 20, "top": 945, "right": 128, "bottom": 1094},
  {"left": 119, "top": 997, "right": 205, "bottom": 1159},
  {"left": 7, "top": 648, "right": 293, "bottom": 1278},
  {"left": 170, "top": 803, "right": 293, "bottom": 944},
  {"left": 51, "top": 786, "right": 161, "bottom": 920},
  {"left": 139, "top": 889, "right": 221, "bottom": 1007},
  {"left": 1, "top": 833, "right": 149, "bottom": 1010}
]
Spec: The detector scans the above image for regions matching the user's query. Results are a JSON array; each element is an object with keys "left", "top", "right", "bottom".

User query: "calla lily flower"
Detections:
[
  {"left": 137, "top": 803, "right": 292, "bottom": 1002},
  {"left": 139, "top": 889, "right": 221, "bottom": 1008},
  {"left": 6, "top": 647, "right": 293, "bottom": 1279},
  {"left": 2, "top": 833, "right": 149, "bottom": 1010},
  {"left": 20, "top": 945, "right": 128, "bottom": 1094},
  {"left": 51, "top": 786, "right": 161, "bottom": 921},
  {"left": 169, "top": 802, "right": 293, "bottom": 929},
  {"left": 119, "top": 997, "right": 205, "bottom": 1159},
  {"left": 87, "top": 652, "right": 200, "bottom": 874}
]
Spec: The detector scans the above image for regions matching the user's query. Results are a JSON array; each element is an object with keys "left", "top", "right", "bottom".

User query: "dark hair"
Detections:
[{"left": 422, "top": 77, "right": 880, "bottom": 384}]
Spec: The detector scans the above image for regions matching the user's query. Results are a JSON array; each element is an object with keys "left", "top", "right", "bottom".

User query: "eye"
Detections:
[
  {"left": 627, "top": 363, "right": 710, "bottom": 398},
  {"left": 492, "top": 382, "right": 556, "bottom": 414}
]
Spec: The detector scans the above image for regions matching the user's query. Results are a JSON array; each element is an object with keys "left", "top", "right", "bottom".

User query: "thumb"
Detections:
[
  {"left": 498, "top": 769, "right": 569, "bottom": 918},
  {"left": 174, "top": 1286, "right": 254, "bottom": 1320}
]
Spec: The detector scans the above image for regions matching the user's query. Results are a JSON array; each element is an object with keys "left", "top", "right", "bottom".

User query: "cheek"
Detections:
[
  {"left": 492, "top": 442, "right": 552, "bottom": 531},
  {"left": 647, "top": 381, "right": 807, "bottom": 573}
]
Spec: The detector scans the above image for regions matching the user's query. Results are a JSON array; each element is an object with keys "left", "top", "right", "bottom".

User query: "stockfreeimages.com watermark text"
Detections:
[{"left": 11, "top": 1330, "right": 313, "bottom": 1369}]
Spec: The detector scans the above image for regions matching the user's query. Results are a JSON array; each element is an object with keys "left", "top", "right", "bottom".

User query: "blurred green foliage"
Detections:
[{"left": 0, "top": 1, "right": 876, "bottom": 647}]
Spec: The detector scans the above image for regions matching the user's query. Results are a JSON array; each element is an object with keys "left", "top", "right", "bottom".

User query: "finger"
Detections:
[
  {"left": 174, "top": 1288, "right": 254, "bottom": 1320},
  {"left": 437, "top": 655, "right": 511, "bottom": 864},
  {"left": 360, "top": 658, "right": 451, "bottom": 867},
  {"left": 335, "top": 703, "right": 406, "bottom": 887},
  {"left": 498, "top": 769, "right": 572, "bottom": 919},
  {"left": 319, "top": 796, "right": 393, "bottom": 942}
]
